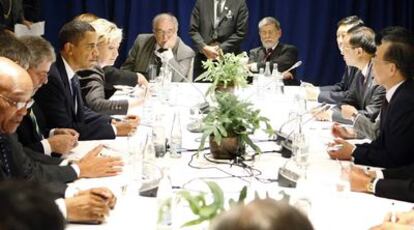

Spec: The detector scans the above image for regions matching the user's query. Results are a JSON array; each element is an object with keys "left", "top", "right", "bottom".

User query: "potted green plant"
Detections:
[
  {"left": 198, "top": 93, "right": 274, "bottom": 159},
  {"left": 178, "top": 181, "right": 247, "bottom": 227},
  {"left": 195, "top": 52, "right": 250, "bottom": 95}
]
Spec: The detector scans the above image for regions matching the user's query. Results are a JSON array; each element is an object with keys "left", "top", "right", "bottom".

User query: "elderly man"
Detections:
[
  {"left": 328, "top": 27, "right": 414, "bottom": 168},
  {"left": 122, "top": 13, "right": 195, "bottom": 82},
  {"left": 189, "top": 0, "right": 249, "bottom": 79},
  {"left": 248, "top": 16, "right": 299, "bottom": 85},
  {"left": 35, "top": 20, "right": 137, "bottom": 140},
  {"left": 0, "top": 57, "right": 117, "bottom": 224}
]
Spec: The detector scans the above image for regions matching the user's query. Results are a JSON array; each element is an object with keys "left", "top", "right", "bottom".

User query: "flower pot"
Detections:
[
  {"left": 215, "top": 83, "right": 235, "bottom": 93},
  {"left": 209, "top": 135, "right": 242, "bottom": 159}
]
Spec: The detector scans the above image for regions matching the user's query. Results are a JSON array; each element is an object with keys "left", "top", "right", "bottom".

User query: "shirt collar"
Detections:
[
  {"left": 361, "top": 62, "right": 369, "bottom": 78},
  {"left": 62, "top": 57, "right": 76, "bottom": 81},
  {"left": 386, "top": 80, "right": 405, "bottom": 102}
]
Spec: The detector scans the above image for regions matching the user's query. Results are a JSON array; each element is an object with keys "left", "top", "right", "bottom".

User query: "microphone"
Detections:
[
  {"left": 282, "top": 61, "right": 302, "bottom": 76},
  {"left": 276, "top": 103, "right": 331, "bottom": 158},
  {"left": 154, "top": 50, "right": 209, "bottom": 133}
]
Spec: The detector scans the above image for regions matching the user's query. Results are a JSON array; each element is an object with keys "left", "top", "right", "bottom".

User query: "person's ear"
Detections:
[{"left": 63, "top": 42, "right": 74, "bottom": 56}]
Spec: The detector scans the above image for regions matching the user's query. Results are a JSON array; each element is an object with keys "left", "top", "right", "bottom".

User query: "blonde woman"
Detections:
[{"left": 77, "top": 18, "right": 147, "bottom": 115}]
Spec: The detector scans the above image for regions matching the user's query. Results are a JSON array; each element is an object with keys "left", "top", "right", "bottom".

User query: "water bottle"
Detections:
[
  {"left": 256, "top": 68, "right": 265, "bottom": 97},
  {"left": 170, "top": 110, "right": 182, "bottom": 158},
  {"left": 157, "top": 169, "right": 173, "bottom": 229},
  {"left": 153, "top": 112, "right": 167, "bottom": 158},
  {"left": 272, "top": 63, "right": 284, "bottom": 95},
  {"left": 264, "top": 61, "right": 271, "bottom": 77}
]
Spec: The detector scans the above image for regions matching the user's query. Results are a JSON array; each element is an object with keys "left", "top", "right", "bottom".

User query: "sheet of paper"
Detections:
[{"left": 14, "top": 21, "right": 45, "bottom": 37}]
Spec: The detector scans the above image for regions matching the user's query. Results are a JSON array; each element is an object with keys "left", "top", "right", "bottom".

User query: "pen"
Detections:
[{"left": 390, "top": 202, "right": 397, "bottom": 223}]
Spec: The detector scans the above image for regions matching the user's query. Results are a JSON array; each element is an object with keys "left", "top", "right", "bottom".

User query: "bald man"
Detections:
[{"left": 0, "top": 57, "right": 117, "bottom": 224}]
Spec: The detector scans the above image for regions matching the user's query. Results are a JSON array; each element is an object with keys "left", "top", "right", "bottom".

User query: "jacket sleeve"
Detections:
[
  {"left": 189, "top": 0, "right": 206, "bottom": 52},
  {"left": 103, "top": 66, "right": 138, "bottom": 87},
  {"left": 353, "top": 115, "right": 380, "bottom": 140},
  {"left": 375, "top": 179, "right": 414, "bottom": 202}
]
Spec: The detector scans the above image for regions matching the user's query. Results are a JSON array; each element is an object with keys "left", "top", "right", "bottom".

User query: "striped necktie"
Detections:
[{"left": 0, "top": 134, "right": 12, "bottom": 178}]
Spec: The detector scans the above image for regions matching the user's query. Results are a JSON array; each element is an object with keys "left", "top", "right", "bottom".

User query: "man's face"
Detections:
[
  {"left": 97, "top": 40, "right": 120, "bottom": 67},
  {"left": 341, "top": 35, "right": 358, "bottom": 67},
  {"left": 259, "top": 24, "right": 281, "bottom": 49},
  {"left": 153, "top": 19, "right": 177, "bottom": 48},
  {"left": 70, "top": 31, "right": 98, "bottom": 69},
  {"left": 373, "top": 42, "right": 393, "bottom": 87},
  {"left": 0, "top": 72, "right": 33, "bottom": 134},
  {"left": 337, "top": 24, "right": 354, "bottom": 53},
  {"left": 27, "top": 60, "right": 52, "bottom": 93}
]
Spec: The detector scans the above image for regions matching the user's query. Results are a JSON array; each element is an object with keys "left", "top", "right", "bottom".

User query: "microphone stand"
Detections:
[{"left": 154, "top": 50, "right": 209, "bottom": 133}]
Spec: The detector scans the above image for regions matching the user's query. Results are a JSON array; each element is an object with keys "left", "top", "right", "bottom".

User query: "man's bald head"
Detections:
[{"left": 0, "top": 57, "right": 33, "bottom": 134}]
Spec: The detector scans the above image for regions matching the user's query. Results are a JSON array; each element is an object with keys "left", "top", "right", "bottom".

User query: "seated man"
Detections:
[
  {"left": 328, "top": 26, "right": 414, "bottom": 168},
  {"left": 210, "top": 198, "right": 313, "bottom": 230},
  {"left": 248, "top": 16, "right": 299, "bottom": 85},
  {"left": 35, "top": 20, "right": 137, "bottom": 140},
  {"left": 78, "top": 18, "right": 144, "bottom": 115},
  {"left": 351, "top": 164, "right": 414, "bottom": 203},
  {"left": 316, "top": 26, "right": 385, "bottom": 124},
  {"left": 0, "top": 57, "right": 118, "bottom": 224},
  {"left": 15, "top": 35, "right": 79, "bottom": 156},
  {"left": 122, "top": 13, "right": 195, "bottom": 82},
  {"left": 305, "top": 15, "right": 364, "bottom": 103}
]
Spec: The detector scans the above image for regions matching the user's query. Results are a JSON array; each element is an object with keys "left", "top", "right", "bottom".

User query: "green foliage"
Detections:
[
  {"left": 178, "top": 181, "right": 247, "bottom": 227},
  {"left": 198, "top": 93, "right": 274, "bottom": 154},
  {"left": 195, "top": 52, "right": 250, "bottom": 95}
]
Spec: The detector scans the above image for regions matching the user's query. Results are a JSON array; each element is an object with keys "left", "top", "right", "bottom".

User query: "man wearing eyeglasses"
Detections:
[{"left": 121, "top": 13, "right": 195, "bottom": 82}]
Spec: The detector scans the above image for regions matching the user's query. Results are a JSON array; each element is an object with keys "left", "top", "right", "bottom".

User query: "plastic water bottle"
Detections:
[
  {"left": 272, "top": 63, "right": 284, "bottom": 95},
  {"left": 264, "top": 61, "right": 271, "bottom": 77},
  {"left": 157, "top": 169, "right": 173, "bottom": 229},
  {"left": 170, "top": 110, "right": 182, "bottom": 158}
]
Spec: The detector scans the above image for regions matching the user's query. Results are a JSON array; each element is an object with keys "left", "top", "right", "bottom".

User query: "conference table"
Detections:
[{"left": 67, "top": 83, "right": 413, "bottom": 230}]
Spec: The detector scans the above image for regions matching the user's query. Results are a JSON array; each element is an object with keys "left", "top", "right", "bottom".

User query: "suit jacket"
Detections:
[
  {"left": 353, "top": 114, "right": 380, "bottom": 140},
  {"left": 78, "top": 66, "right": 129, "bottom": 115},
  {"left": 189, "top": 0, "right": 248, "bottom": 54},
  {"left": 248, "top": 43, "right": 299, "bottom": 86},
  {"left": 353, "top": 79, "right": 414, "bottom": 168},
  {"left": 16, "top": 102, "right": 48, "bottom": 153},
  {"left": 318, "top": 66, "right": 359, "bottom": 104},
  {"left": 373, "top": 164, "right": 414, "bottom": 202},
  {"left": 0, "top": 133, "right": 77, "bottom": 197},
  {"left": 121, "top": 34, "right": 195, "bottom": 82},
  {"left": 332, "top": 62, "right": 385, "bottom": 124},
  {"left": 35, "top": 56, "right": 115, "bottom": 140},
  {"left": 103, "top": 66, "right": 138, "bottom": 99}
]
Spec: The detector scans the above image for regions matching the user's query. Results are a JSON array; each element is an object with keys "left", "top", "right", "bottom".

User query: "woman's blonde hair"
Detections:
[{"left": 90, "top": 18, "right": 123, "bottom": 45}]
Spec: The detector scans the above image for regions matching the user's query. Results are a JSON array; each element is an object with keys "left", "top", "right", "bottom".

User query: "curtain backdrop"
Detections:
[{"left": 41, "top": 0, "right": 413, "bottom": 85}]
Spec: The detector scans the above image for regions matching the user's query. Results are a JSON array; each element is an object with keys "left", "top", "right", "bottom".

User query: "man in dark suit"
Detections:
[
  {"left": 35, "top": 20, "right": 136, "bottom": 140},
  {"left": 315, "top": 26, "right": 385, "bottom": 124},
  {"left": 0, "top": 57, "right": 118, "bottom": 224},
  {"left": 305, "top": 16, "right": 364, "bottom": 103},
  {"left": 328, "top": 26, "right": 414, "bottom": 168},
  {"left": 248, "top": 17, "right": 299, "bottom": 85},
  {"left": 189, "top": 0, "right": 249, "bottom": 79}
]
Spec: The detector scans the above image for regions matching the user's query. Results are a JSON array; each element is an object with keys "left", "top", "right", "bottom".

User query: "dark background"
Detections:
[{"left": 40, "top": 0, "right": 413, "bottom": 86}]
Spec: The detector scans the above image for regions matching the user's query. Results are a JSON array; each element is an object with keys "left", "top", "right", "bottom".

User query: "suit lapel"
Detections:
[
  {"left": 217, "top": 0, "right": 233, "bottom": 27},
  {"left": 56, "top": 56, "right": 78, "bottom": 117}
]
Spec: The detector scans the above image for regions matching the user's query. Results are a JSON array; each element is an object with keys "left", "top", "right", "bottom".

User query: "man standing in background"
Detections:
[{"left": 189, "top": 0, "right": 248, "bottom": 79}]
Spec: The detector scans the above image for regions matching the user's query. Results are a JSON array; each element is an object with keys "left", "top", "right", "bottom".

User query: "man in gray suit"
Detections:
[
  {"left": 122, "top": 13, "right": 195, "bottom": 82},
  {"left": 189, "top": 0, "right": 249, "bottom": 79}
]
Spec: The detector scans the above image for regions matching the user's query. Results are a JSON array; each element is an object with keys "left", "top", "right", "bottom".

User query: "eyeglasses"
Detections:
[
  {"left": 153, "top": 29, "right": 175, "bottom": 36},
  {"left": 0, "top": 94, "right": 34, "bottom": 110}
]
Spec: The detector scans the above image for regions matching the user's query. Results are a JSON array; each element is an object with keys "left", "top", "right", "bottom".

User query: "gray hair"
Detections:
[
  {"left": 19, "top": 36, "right": 56, "bottom": 68},
  {"left": 152, "top": 13, "right": 179, "bottom": 31},
  {"left": 258, "top": 17, "right": 281, "bottom": 31}
]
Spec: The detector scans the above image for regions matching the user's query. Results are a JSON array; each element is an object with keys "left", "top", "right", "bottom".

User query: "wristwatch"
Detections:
[{"left": 366, "top": 178, "right": 376, "bottom": 193}]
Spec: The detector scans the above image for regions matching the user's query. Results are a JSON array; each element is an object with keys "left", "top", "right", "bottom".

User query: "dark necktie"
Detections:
[
  {"left": 155, "top": 48, "right": 167, "bottom": 76},
  {"left": 264, "top": 48, "right": 273, "bottom": 62},
  {"left": 216, "top": 0, "right": 223, "bottom": 18},
  {"left": 71, "top": 76, "right": 80, "bottom": 114},
  {"left": 0, "top": 134, "right": 12, "bottom": 178},
  {"left": 379, "top": 98, "right": 389, "bottom": 130}
]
